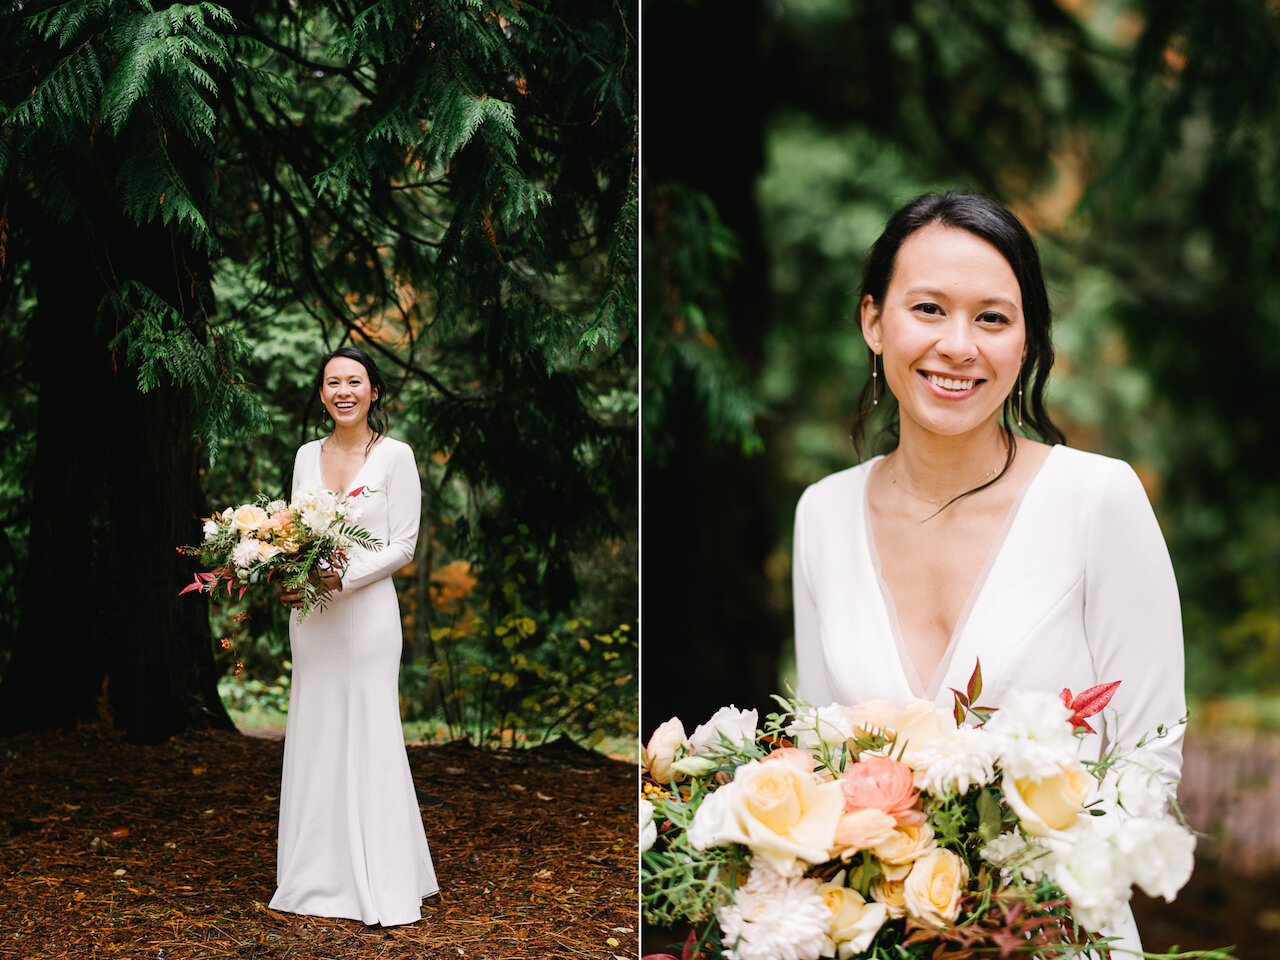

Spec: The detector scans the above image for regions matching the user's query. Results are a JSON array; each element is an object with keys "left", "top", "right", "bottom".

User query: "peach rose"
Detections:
[
  {"left": 1003, "top": 760, "right": 1092, "bottom": 837},
  {"left": 642, "top": 718, "right": 688, "bottom": 785},
  {"left": 762, "top": 747, "right": 816, "bottom": 776},
  {"left": 839, "top": 757, "right": 922, "bottom": 823},
  {"left": 870, "top": 876, "right": 908, "bottom": 919},
  {"left": 831, "top": 807, "right": 898, "bottom": 859},
  {"left": 903, "top": 847, "right": 968, "bottom": 927},
  {"left": 848, "top": 699, "right": 900, "bottom": 740},
  {"left": 231, "top": 504, "right": 269, "bottom": 535}
]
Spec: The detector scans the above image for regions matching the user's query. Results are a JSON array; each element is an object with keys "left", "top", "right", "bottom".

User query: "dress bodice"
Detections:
[{"left": 793, "top": 445, "right": 1186, "bottom": 775}]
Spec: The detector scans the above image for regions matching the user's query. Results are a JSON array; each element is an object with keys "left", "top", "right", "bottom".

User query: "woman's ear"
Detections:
[{"left": 859, "top": 294, "right": 882, "bottom": 354}]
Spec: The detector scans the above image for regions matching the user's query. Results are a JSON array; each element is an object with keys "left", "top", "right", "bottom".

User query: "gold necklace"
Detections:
[{"left": 885, "top": 456, "right": 1000, "bottom": 506}]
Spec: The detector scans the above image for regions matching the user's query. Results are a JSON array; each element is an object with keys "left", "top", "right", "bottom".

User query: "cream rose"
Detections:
[
  {"left": 817, "top": 871, "right": 888, "bottom": 958},
  {"left": 873, "top": 821, "right": 937, "bottom": 876},
  {"left": 688, "top": 758, "right": 845, "bottom": 876},
  {"left": 903, "top": 847, "right": 968, "bottom": 927},
  {"left": 1002, "top": 760, "right": 1092, "bottom": 837},
  {"left": 893, "top": 699, "right": 955, "bottom": 761},
  {"left": 231, "top": 504, "right": 269, "bottom": 536},
  {"left": 642, "top": 717, "right": 688, "bottom": 785},
  {"left": 870, "top": 876, "right": 907, "bottom": 919}
]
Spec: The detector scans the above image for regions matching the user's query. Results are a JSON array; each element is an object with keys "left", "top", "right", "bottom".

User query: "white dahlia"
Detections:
[
  {"left": 718, "top": 860, "right": 832, "bottom": 960},
  {"left": 910, "top": 726, "right": 1000, "bottom": 796},
  {"left": 983, "top": 689, "right": 1079, "bottom": 781}
]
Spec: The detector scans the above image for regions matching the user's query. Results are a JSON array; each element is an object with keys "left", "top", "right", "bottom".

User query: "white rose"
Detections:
[
  {"left": 640, "top": 798, "right": 657, "bottom": 853},
  {"left": 1114, "top": 816, "right": 1195, "bottom": 901},
  {"left": 266, "top": 499, "right": 287, "bottom": 515},
  {"left": 688, "top": 759, "right": 845, "bottom": 877},
  {"left": 786, "top": 704, "right": 857, "bottom": 750},
  {"left": 690, "top": 705, "right": 759, "bottom": 754},
  {"left": 642, "top": 717, "right": 689, "bottom": 784},
  {"left": 1046, "top": 826, "right": 1133, "bottom": 932},
  {"left": 202, "top": 519, "right": 219, "bottom": 540}
]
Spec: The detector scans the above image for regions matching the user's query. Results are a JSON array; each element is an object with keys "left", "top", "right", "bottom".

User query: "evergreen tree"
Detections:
[{"left": 0, "top": 0, "right": 636, "bottom": 743}]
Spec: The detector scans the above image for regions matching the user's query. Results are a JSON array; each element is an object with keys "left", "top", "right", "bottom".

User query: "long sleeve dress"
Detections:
[
  {"left": 269, "top": 436, "right": 439, "bottom": 926},
  {"left": 792, "top": 444, "right": 1186, "bottom": 953}
]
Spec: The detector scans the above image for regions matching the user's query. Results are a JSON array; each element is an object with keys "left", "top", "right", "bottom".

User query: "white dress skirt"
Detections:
[
  {"left": 269, "top": 436, "right": 438, "bottom": 926},
  {"left": 793, "top": 444, "right": 1187, "bottom": 956}
]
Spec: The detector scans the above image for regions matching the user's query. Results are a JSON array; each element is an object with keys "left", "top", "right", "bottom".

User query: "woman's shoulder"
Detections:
[
  {"left": 1040, "top": 444, "right": 1154, "bottom": 511},
  {"left": 795, "top": 459, "right": 878, "bottom": 514},
  {"left": 294, "top": 438, "right": 322, "bottom": 459}
]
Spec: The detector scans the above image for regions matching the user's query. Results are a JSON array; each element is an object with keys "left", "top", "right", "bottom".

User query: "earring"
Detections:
[
  {"left": 1017, "top": 372, "right": 1023, "bottom": 428},
  {"left": 872, "top": 348, "right": 880, "bottom": 407},
  {"left": 321, "top": 406, "right": 329, "bottom": 424}
]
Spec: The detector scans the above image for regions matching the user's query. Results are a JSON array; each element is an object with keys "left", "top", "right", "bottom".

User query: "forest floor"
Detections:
[{"left": 0, "top": 724, "right": 637, "bottom": 960}]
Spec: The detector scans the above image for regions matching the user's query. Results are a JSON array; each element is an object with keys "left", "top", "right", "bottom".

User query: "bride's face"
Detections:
[
  {"left": 319, "top": 357, "right": 379, "bottom": 429},
  {"left": 860, "top": 223, "right": 1026, "bottom": 441}
]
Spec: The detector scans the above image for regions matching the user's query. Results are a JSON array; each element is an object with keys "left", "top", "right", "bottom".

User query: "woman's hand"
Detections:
[{"left": 279, "top": 567, "right": 344, "bottom": 607}]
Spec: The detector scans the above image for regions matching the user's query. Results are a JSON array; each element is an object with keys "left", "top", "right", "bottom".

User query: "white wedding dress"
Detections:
[
  {"left": 269, "top": 436, "right": 438, "bottom": 926},
  {"left": 793, "top": 444, "right": 1186, "bottom": 955}
]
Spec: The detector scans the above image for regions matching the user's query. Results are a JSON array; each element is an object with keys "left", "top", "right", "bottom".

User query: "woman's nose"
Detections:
[{"left": 934, "top": 317, "right": 978, "bottom": 361}]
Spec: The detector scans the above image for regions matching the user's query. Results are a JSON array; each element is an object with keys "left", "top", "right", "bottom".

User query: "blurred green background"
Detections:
[{"left": 643, "top": 0, "right": 1280, "bottom": 952}]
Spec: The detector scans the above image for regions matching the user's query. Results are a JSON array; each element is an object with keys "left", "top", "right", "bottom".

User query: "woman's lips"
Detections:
[{"left": 918, "top": 370, "right": 983, "bottom": 399}]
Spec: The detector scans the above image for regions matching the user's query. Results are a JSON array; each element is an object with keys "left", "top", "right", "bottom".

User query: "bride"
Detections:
[
  {"left": 272, "top": 345, "right": 438, "bottom": 925},
  {"left": 792, "top": 193, "right": 1185, "bottom": 955}
]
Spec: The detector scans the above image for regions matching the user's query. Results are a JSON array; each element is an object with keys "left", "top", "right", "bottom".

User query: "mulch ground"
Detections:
[{"left": 0, "top": 725, "right": 638, "bottom": 960}]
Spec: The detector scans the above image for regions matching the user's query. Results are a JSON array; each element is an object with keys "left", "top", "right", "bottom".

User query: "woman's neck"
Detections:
[
  {"left": 890, "top": 419, "right": 1010, "bottom": 500},
  {"left": 326, "top": 423, "right": 375, "bottom": 452}
]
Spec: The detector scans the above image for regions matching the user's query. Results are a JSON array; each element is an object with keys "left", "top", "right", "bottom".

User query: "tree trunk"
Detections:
[
  {"left": 641, "top": 0, "right": 782, "bottom": 733},
  {"left": 0, "top": 213, "right": 234, "bottom": 744}
]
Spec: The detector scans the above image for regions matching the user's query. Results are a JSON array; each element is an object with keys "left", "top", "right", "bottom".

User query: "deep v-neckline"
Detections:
[
  {"left": 319, "top": 436, "right": 384, "bottom": 496},
  {"left": 862, "top": 445, "right": 1059, "bottom": 701}
]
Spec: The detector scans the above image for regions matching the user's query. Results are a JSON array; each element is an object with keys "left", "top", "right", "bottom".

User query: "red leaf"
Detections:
[
  {"left": 1061, "top": 680, "right": 1121, "bottom": 733},
  {"left": 237, "top": 584, "right": 248, "bottom": 599},
  {"left": 348, "top": 485, "right": 366, "bottom": 498},
  {"left": 178, "top": 580, "right": 204, "bottom": 596},
  {"left": 966, "top": 658, "right": 983, "bottom": 704}
]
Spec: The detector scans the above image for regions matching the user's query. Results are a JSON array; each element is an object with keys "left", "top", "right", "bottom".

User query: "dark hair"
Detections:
[
  {"left": 313, "top": 345, "right": 389, "bottom": 447},
  {"left": 851, "top": 192, "right": 1065, "bottom": 507}
]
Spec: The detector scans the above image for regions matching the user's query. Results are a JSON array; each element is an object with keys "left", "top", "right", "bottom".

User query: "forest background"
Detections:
[
  {"left": 643, "top": 0, "right": 1280, "bottom": 953},
  {"left": 0, "top": 0, "right": 638, "bottom": 753}
]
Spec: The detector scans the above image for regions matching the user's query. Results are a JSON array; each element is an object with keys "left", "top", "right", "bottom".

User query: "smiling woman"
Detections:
[
  {"left": 792, "top": 192, "right": 1186, "bottom": 957},
  {"left": 270, "top": 344, "right": 438, "bottom": 926}
]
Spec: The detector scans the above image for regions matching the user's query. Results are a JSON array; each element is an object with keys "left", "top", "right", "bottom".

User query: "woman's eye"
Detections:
[
  {"left": 913, "top": 302, "right": 942, "bottom": 315},
  {"left": 978, "top": 312, "right": 1010, "bottom": 325}
]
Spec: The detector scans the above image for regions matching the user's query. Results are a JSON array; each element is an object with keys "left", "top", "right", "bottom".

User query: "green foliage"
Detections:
[
  {"left": 0, "top": 0, "right": 637, "bottom": 738},
  {"left": 643, "top": 184, "right": 762, "bottom": 465}
]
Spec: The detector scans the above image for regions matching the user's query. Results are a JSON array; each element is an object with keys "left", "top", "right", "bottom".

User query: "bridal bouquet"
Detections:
[
  {"left": 180, "top": 485, "right": 380, "bottom": 620},
  {"left": 641, "top": 664, "right": 1220, "bottom": 960}
]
